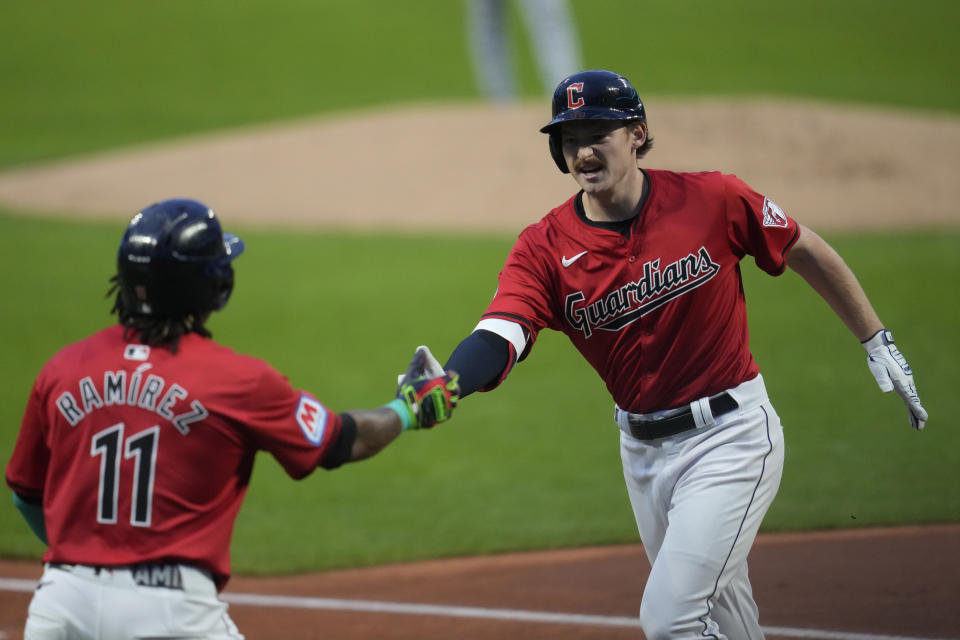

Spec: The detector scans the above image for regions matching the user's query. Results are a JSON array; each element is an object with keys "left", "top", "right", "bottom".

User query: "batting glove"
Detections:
[
  {"left": 862, "top": 329, "right": 927, "bottom": 430},
  {"left": 396, "top": 345, "right": 446, "bottom": 385},
  {"left": 393, "top": 348, "right": 460, "bottom": 430}
]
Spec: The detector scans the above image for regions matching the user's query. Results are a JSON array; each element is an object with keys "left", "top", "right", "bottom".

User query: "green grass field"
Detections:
[
  {"left": 1, "top": 0, "right": 958, "bottom": 573},
  {"left": 2, "top": 214, "right": 957, "bottom": 572}
]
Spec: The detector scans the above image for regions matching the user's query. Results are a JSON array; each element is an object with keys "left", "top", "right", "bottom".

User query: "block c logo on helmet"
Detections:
[{"left": 567, "top": 83, "right": 585, "bottom": 109}]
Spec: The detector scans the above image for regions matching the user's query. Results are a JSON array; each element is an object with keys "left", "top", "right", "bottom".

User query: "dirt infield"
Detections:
[
  {"left": 0, "top": 100, "right": 958, "bottom": 232},
  {"left": 1, "top": 101, "right": 958, "bottom": 639},
  {"left": 2, "top": 525, "right": 959, "bottom": 639}
]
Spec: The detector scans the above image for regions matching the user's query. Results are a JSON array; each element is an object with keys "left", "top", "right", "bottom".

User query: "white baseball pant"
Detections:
[
  {"left": 618, "top": 373, "right": 784, "bottom": 639},
  {"left": 25, "top": 562, "right": 243, "bottom": 640}
]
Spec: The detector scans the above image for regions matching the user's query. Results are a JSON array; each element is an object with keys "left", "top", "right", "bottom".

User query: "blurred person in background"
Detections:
[{"left": 466, "top": 0, "right": 583, "bottom": 101}]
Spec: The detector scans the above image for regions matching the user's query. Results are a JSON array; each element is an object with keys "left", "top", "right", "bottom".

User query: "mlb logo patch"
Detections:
[
  {"left": 762, "top": 198, "right": 789, "bottom": 228},
  {"left": 124, "top": 344, "right": 151, "bottom": 361},
  {"left": 296, "top": 394, "right": 328, "bottom": 445}
]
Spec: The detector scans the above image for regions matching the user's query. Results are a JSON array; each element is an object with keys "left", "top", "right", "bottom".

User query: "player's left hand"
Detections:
[
  {"left": 862, "top": 329, "right": 927, "bottom": 430},
  {"left": 396, "top": 348, "right": 460, "bottom": 429}
]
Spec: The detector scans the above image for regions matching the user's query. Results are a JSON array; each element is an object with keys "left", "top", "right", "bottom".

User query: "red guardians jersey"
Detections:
[
  {"left": 6, "top": 325, "right": 342, "bottom": 589},
  {"left": 482, "top": 169, "right": 800, "bottom": 413}
]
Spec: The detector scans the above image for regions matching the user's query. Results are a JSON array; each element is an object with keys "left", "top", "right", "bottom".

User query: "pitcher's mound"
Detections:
[{"left": 0, "top": 100, "right": 958, "bottom": 232}]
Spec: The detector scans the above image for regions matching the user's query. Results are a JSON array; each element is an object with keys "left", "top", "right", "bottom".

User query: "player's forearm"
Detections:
[
  {"left": 343, "top": 407, "right": 404, "bottom": 462},
  {"left": 445, "top": 330, "right": 511, "bottom": 397},
  {"left": 786, "top": 225, "right": 883, "bottom": 341}
]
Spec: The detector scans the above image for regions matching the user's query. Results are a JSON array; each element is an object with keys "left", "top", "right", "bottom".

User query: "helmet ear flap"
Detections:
[
  {"left": 212, "top": 262, "right": 236, "bottom": 311},
  {"left": 548, "top": 133, "right": 569, "bottom": 174}
]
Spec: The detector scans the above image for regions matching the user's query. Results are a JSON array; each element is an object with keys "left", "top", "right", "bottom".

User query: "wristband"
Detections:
[
  {"left": 13, "top": 492, "right": 48, "bottom": 545},
  {"left": 385, "top": 398, "right": 413, "bottom": 431}
]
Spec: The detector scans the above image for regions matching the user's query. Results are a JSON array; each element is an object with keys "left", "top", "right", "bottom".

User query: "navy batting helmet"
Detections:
[
  {"left": 116, "top": 198, "right": 245, "bottom": 316},
  {"left": 540, "top": 70, "right": 646, "bottom": 173}
]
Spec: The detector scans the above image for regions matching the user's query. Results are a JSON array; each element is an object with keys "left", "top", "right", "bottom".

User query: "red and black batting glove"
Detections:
[
  {"left": 398, "top": 373, "right": 459, "bottom": 429},
  {"left": 395, "top": 348, "right": 460, "bottom": 429}
]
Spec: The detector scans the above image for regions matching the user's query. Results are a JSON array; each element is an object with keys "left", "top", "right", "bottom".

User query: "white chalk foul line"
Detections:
[
  {"left": 760, "top": 628, "right": 956, "bottom": 640},
  {"left": 0, "top": 578, "right": 36, "bottom": 592},
  {"left": 1, "top": 578, "right": 954, "bottom": 640}
]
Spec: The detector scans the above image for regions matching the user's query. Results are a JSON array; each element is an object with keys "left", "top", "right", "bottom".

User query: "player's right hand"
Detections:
[
  {"left": 862, "top": 329, "right": 927, "bottom": 430},
  {"left": 396, "top": 348, "right": 460, "bottom": 429},
  {"left": 397, "top": 372, "right": 460, "bottom": 429}
]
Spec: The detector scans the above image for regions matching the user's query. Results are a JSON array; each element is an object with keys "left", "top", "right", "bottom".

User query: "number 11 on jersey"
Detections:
[{"left": 91, "top": 423, "right": 159, "bottom": 527}]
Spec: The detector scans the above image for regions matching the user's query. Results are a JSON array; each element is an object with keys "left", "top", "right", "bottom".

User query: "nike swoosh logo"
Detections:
[{"left": 561, "top": 251, "right": 588, "bottom": 267}]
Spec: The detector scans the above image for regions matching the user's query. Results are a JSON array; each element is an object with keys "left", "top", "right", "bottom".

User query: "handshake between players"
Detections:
[{"left": 393, "top": 345, "right": 460, "bottom": 430}]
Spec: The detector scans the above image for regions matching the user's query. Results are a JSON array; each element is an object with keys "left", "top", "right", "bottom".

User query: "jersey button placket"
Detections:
[{"left": 616, "top": 236, "right": 633, "bottom": 264}]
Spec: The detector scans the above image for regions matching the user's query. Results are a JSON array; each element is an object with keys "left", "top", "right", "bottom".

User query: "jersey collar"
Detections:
[{"left": 573, "top": 169, "right": 651, "bottom": 237}]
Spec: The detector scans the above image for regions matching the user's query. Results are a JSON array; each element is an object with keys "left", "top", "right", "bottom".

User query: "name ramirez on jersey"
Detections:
[{"left": 55, "top": 363, "right": 207, "bottom": 436}]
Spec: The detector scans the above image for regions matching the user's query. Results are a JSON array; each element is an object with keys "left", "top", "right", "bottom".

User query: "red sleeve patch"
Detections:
[{"left": 761, "top": 198, "right": 789, "bottom": 228}]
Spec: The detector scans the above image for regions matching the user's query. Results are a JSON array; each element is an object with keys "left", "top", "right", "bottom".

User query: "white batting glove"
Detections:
[
  {"left": 397, "top": 345, "right": 446, "bottom": 386},
  {"left": 862, "top": 329, "right": 927, "bottom": 430}
]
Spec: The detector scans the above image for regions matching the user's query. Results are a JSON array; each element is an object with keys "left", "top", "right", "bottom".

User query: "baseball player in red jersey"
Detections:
[
  {"left": 431, "top": 70, "right": 928, "bottom": 638},
  {"left": 6, "top": 198, "right": 458, "bottom": 640}
]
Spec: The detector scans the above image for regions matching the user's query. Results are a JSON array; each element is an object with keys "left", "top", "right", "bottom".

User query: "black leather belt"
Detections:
[{"left": 626, "top": 392, "right": 739, "bottom": 440}]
